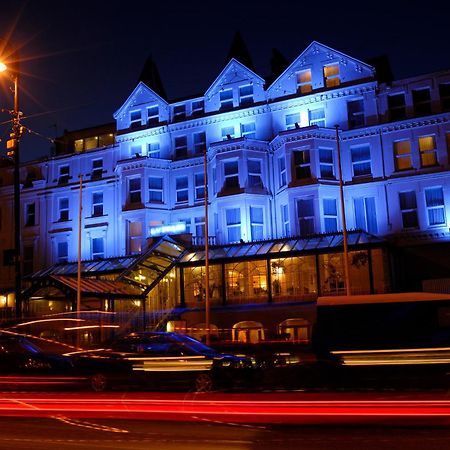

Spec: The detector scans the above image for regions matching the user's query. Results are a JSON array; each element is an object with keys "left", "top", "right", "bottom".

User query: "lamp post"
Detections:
[{"left": 0, "top": 61, "right": 23, "bottom": 318}]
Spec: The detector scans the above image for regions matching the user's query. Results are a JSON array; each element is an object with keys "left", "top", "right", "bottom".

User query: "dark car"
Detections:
[
  {"left": 69, "top": 332, "right": 256, "bottom": 392},
  {"left": 0, "top": 332, "right": 79, "bottom": 390}
]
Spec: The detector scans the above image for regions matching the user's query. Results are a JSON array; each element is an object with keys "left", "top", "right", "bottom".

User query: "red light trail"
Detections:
[{"left": 0, "top": 392, "right": 450, "bottom": 425}]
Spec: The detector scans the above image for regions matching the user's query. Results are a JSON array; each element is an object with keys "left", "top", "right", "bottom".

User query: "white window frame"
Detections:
[
  {"left": 128, "top": 177, "right": 142, "bottom": 204},
  {"left": 92, "top": 192, "right": 103, "bottom": 217},
  {"left": 175, "top": 176, "right": 189, "bottom": 203},
  {"left": 425, "top": 187, "right": 446, "bottom": 226},
  {"left": 194, "top": 173, "right": 205, "bottom": 201},
  {"left": 58, "top": 198, "right": 69, "bottom": 221},
  {"left": 193, "top": 132, "right": 206, "bottom": 154},
  {"left": 418, "top": 135, "right": 437, "bottom": 167},
  {"left": 278, "top": 156, "right": 287, "bottom": 188},
  {"left": 223, "top": 160, "right": 239, "bottom": 189},
  {"left": 285, "top": 112, "right": 300, "bottom": 130},
  {"left": 147, "top": 105, "right": 159, "bottom": 126},
  {"left": 309, "top": 108, "right": 325, "bottom": 127},
  {"left": 148, "top": 142, "right": 160, "bottom": 158},
  {"left": 323, "top": 63, "right": 340, "bottom": 88},
  {"left": 175, "top": 136, "right": 188, "bottom": 158},
  {"left": 57, "top": 241, "right": 68, "bottom": 263},
  {"left": 248, "top": 159, "right": 263, "bottom": 188},
  {"left": 239, "top": 84, "right": 254, "bottom": 106},
  {"left": 91, "top": 237, "right": 105, "bottom": 260},
  {"left": 130, "top": 110, "right": 142, "bottom": 128},
  {"left": 323, "top": 198, "right": 338, "bottom": 233},
  {"left": 221, "top": 126, "right": 235, "bottom": 140},
  {"left": 148, "top": 177, "right": 163, "bottom": 203},
  {"left": 220, "top": 88, "right": 233, "bottom": 109},
  {"left": 241, "top": 122, "right": 256, "bottom": 139},
  {"left": 319, "top": 148, "right": 334, "bottom": 178},
  {"left": 92, "top": 158, "right": 103, "bottom": 179},
  {"left": 394, "top": 140, "right": 413, "bottom": 171},
  {"left": 296, "top": 69, "right": 312, "bottom": 94}
]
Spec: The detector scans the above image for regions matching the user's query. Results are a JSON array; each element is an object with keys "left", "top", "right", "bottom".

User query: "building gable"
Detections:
[
  {"left": 267, "top": 41, "right": 375, "bottom": 100},
  {"left": 114, "top": 81, "right": 169, "bottom": 131},
  {"left": 204, "top": 58, "right": 265, "bottom": 113}
]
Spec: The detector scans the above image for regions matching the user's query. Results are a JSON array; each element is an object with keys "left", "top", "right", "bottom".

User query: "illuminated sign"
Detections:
[{"left": 149, "top": 222, "right": 187, "bottom": 237}]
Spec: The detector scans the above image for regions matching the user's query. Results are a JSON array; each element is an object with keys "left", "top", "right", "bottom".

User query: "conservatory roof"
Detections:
[{"left": 179, "top": 231, "right": 385, "bottom": 264}]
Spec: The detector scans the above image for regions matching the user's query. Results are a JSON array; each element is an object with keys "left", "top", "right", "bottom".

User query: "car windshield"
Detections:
[{"left": 0, "top": 337, "right": 42, "bottom": 354}]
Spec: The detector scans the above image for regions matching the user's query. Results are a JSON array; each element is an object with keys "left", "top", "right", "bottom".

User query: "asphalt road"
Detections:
[{"left": 1, "top": 417, "right": 450, "bottom": 450}]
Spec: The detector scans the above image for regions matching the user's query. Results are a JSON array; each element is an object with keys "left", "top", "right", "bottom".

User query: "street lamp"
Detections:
[{"left": 0, "top": 61, "right": 23, "bottom": 318}]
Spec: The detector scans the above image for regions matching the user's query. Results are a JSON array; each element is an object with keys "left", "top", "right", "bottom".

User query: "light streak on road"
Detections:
[{"left": 1, "top": 392, "right": 450, "bottom": 425}]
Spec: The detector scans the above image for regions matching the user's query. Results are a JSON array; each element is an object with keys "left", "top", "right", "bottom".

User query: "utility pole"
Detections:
[{"left": 335, "top": 125, "right": 351, "bottom": 296}]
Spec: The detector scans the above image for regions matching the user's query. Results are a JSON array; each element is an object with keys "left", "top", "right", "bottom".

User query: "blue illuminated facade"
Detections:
[{"left": 2, "top": 41, "right": 450, "bottom": 331}]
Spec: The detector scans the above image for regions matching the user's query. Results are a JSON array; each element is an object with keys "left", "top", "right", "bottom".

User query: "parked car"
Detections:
[
  {"left": 0, "top": 332, "right": 79, "bottom": 390},
  {"left": 69, "top": 332, "right": 256, "bottom": 392}
]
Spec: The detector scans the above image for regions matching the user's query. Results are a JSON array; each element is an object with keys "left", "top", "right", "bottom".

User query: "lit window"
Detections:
[
  {"left": 58, "top": 165, "right": 70, "bottom": 185},
  {"left": 147, "top": 106, "right": 159, "bottom": 126},
  {"left": 92, "top": 237, "right": 104, "bottom": 260},
  {"left": 319, "top": 148, "right": 334, "bottom": 178},
  {"left": 128, "top": 178, "right": 142, "bottom": 204},
  {"left": 193, "top": 132, "right": 206, "bottom": 154},
  {"left": 175, "top": 136, "right": 188, "bottom": 158},
  {"left": 176, "top": 176, "right": 188, "bottom": 203},
  {"left": 248, "top": 159, "right": 263, "bottom": 188},
  {"left": 192, "top": 100, "right": 204, "bottom": 115},
  {"left": 130, "top": 110, "right": 141, "bottom": 128},
  {"left": 221, "top": 126, "right": 235, "bottom": 140},
  {"left": 220, "top": 89, "right": 233, "bottom": 110},
  {"left": 297, "top": 198, "right": 315, "bottom": 237},
  {"left": 58, "top": 198, "right": 69, "bottom": 221},
  {"left": 354, "top": 197, "right": 378, "bottom": 234},
  {"left": 239, "top": 85, "right": 253, "bottom": 106},
  {"left": 250, "top": 207, "right": 264, "bottom": 241},
  {"left": 425, "top": 187, "right": 445, "bottom": 226},
  {"left": 148, "top": 177, "right": 163, "bottom": 203},
  {"left": 309, "top": 108, "right": 325, "bottom": 127},
  {"left": 195, "top": 216, "right": 205, "bottom": 237},
  {"left": 347, "top": 99, "right": 365, "bottom": 129},
  {"left": 293, "top": 150, "right": 311, "bottom": 180},
  {"left": 91, "top": 159, "right": 103, "bottom": 179},
  {"left": 296, "top": 69, "right": 312, "bottom": 94},
  {"left": 418, "top": 135, "right": 437, "bottom": 167},
  {"left": 173, "top": 104, "right": 186, "bottom": 121},
  {"left": 226, "top": 208, "right": 241, "bottom": 242},
  {"left": 393, "top": 140, "right": 412, "bottom": 171},
  {"left": 92, "top": 192, "right": 103, "bottom": 216},
  {"left": 148, "top": 142, "right": 160, "bottom": 158},
  {"left": 74, "top": 139, "right": 84, "bottom": 152},
  {"left": 285, "top": 112, "right": 300, "bottom": 130},
  {"left": 84, "top": 136, "right": 98, "bottom": 150},
  {"left": 25, "top": 203, "right": 35, "bottom": 227},
  {"left": 128, "top": 221, "right": 142, "bottom": 254},
  {"left": 351, "top": 144, "right": 372, "bottom": 177},
  {"left": 278, "top": 156, "right": 287, "bottom": 188},
  {"left": 241, "top": 122, "right": 256, "bottom": 139},
  {"left": 388, "top": 93, "right": 406, "bottom": 121},
  {"left": 323, "top": 198, "right": 338, "bottom": 233},
  {"left": 399, "top": 191, "right": 418, "bottom": 228},
  {"left": 412, "top": 88, "right": 431, "bottom": 116},
  {"left": 323, "top": 64, "right": 340, "bottom": 88},
  {"left": 57, "top": 241, "right": 68, "bottom": 263},
  {"left": 224, "top": 160, "right": 239, "bottom": 189},
  {"left": 99, "top": 133, "right": 114, "bottom": 147}
]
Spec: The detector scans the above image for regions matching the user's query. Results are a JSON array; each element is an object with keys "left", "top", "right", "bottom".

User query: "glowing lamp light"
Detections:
[{"left": 0, "top": 62, "right": 7, "bottom": 72}]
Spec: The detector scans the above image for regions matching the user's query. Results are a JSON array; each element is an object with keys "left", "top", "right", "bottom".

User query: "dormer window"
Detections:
[
  {"left": 147, "top": 105, "right": 159, "bottom": 126},
  {"left": 173, "top": 104, "right": 186, "bottom": 121},
  {"left": 220, "top": 89, "right": 233, "bottom": 110},
  {"left": 192, "top": 100, "right": 204, "bottom": 115},
  {"left": 239, "top": 85, "right": 253, "bottom": 106},
  {"left": 323, "top": 63, "right": 340, "bottom": 88},
  {"left": 296, "top": 69, "right": 312, "bottom": 94},
  {"left": 130, "top": 110, "right": 142, "bottom": 129}
]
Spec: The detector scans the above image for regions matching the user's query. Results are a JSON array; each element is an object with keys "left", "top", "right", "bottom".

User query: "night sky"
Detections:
[{"left": 0, "top": 0, "right": 448, "bottom": 162}]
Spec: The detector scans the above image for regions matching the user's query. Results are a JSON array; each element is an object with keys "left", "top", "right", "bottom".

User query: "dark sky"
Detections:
[{"left": 0, "top": 0, "right": 448, "bottom": 162}]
